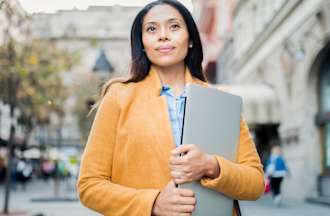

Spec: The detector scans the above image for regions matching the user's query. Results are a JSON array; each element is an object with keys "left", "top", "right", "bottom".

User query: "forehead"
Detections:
[{"left": 143, "top": 4, "right": 184, "bottom": 24}]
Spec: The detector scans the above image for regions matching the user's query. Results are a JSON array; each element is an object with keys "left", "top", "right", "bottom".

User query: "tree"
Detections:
[
  {"left": 0, "top": 39, "right": 76, "bottom": 146},
  {"left": 0, "top": 1, "right": 77, "bottom": 213},
  {"left": 0, "top": 1, "right": 26, "bottom": 212},
  {"left": 0, "top": 40, "right": 76, "bottom": 213}
]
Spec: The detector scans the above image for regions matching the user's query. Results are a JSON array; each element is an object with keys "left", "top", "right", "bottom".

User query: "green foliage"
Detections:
[
  {"left": 89, "top": 38, "right": 99, "bottom": 47},
  {"left": 0, "top": 1, "right": 4, "bottom": 10},
  {"left": 0, "top": 39, "right": 77, "bottom": 135}
]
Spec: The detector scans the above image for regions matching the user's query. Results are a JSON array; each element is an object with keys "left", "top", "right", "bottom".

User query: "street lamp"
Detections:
[{"left": 92, "top": 48, "right": 114, "bottom": 81}]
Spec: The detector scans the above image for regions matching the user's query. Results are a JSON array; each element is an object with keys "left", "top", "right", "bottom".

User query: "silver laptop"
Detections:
[{"left": 179, "top": 83, "right": 242, "bottom": 216}]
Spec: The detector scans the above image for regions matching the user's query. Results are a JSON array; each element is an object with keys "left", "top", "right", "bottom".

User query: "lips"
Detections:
[{"left": 156, "top": 46, "right": 175, "bottom": 53}]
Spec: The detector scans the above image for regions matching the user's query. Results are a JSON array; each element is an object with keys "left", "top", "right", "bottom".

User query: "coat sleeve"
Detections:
[
  {"left": 200, "top": 117, "right": 265, "bottom": 200},
  {"left": 77, "top": 85, "right": 160, "bottom": 216}
]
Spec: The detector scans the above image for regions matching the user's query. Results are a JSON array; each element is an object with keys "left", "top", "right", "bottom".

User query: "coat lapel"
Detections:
[{"left": 141, "top": 67, "right": 175, "bottom": 170}]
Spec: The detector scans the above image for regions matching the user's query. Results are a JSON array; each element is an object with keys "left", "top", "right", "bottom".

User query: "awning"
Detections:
[
  {"left": 216, "top": 85, "right": 281, "bottom": 124},
  {"left": 23, "top": 148, "right": 41, "bottom": 159}
]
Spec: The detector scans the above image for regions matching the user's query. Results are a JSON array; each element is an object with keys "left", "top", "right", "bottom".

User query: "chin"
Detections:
[{"left": 152, "top": 57, "right": 185, "bottom": 67}]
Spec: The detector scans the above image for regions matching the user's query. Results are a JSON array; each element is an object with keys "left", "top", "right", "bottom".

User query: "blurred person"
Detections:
[
  {"left": 77, "top": 1, "right": 264, "bottom": 216},
  {"left": 16, "top": 158, "right": 33, "bottom": 190},
  {"left": 265, "top": 145, "right": 289, "bottom": 206},
  {"left": 41, "top": 159, "right": 55, "bottom": 181},
  {"left": 66, "top": 157, "right": 79, "bottom": 191},
  {"left": 0, "top": 155, "right": 5, "bottom": 182},
  {"left": 57, "top": 160, "right": 69, "bottom": 180},
  {"left": 10, "top": 156, "right": 18, "bottom": 190}
]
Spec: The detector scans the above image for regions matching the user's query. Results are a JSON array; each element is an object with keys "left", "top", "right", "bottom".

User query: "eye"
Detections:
[
  {"left": 146, "top": 26, "right": 156, "bottom": 32},
  {"left": 170, "top": 24, "right": 180, "bottom": 30}
]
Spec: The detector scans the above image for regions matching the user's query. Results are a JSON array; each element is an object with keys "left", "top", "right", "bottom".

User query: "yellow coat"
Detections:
[{"left": 77, "top": 67, "right": 265, "bottom": 216}]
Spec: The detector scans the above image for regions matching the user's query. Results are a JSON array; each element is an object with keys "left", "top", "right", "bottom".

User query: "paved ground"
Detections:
[
  {"left": 0, "top": 179, "right": 99, "bottom": 216},
  {"left": 0, "top": 179, "right": 329, "bottom": 216},
  {"left": 240, "top": 195, "right": 330, "bottom": 216}
]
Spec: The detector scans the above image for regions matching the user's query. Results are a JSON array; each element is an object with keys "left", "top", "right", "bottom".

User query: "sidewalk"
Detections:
[
  {"left": 240, "top": 194, "right": 330, "bottom": 216},
  {"left": 0, "top": 179, "right": 99, "bottom": 216},
  {"left": 1, "top": 179, "right": 329, "bottom": 216}
]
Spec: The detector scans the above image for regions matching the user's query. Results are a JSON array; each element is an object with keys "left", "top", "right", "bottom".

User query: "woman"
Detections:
[
  {"left": 77, "top": 1, "right": 264, "bottom": 215},
  {"left": 265, "top": 145, "right": 289, "bottom": 206}
]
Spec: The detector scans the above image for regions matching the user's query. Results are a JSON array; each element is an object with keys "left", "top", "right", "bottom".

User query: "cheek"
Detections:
[
  {"left": 142, "top": 34, "right": 158, "bottom": 59},
  {"left": 175, "top": 37, "right": 189, "bottom": 57},
  {"left": 173, "top": 32, "right": 189, "bottom": 52},
  {"left": 178, "top": 35, "right": 189, "bottom": 47},
  {"left": 142, "top": 34, "right": 152, "bottom": 50}
]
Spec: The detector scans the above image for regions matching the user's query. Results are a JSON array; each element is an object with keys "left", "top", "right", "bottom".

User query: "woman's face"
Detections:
[{"left": 142, "top": 4, "right": 190, "bottom": 67}]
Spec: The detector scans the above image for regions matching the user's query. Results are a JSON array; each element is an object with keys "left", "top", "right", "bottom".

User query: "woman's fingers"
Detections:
[
  {"left": 171, "top": 170, "right": 184, "bottom": 178},
  {"left": 174, "top": 178, "right": 186, "bottom": 185},
  {"left": 176, "top": 213, "right": 191, "bottom": 216},
  {"left": 155, "top": 180, "right": 196, "bottom": 215},
  {"left": 171, "top": 144, "right": 194, "bottom": 155},
  {"left": 178, "top": 188, "right": 195, "bottom": 197},
  {"left": 172, "top": 171, "right": 194, "bottom": 185},
  {"left": 169, "top": 156, "right": 186, "bottom": 165},
  {"left": 172, "top": 174, "right": 187, "bottom": 185},
  {"left": 178, "top": 196, "right": 196, "bottom": 205},
  {"left": 177, "top": 204, "right": 195, "bottom": 213},
  {"left": 172, "top": 196, "right": 195, "bottom": 214}
]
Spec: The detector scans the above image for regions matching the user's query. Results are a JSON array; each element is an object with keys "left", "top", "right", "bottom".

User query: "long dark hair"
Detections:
[{"left": 101, "top": 0, "right": 205, "bottom": 96}]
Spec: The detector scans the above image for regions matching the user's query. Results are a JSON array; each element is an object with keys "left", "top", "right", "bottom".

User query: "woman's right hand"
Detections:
[{"left": 152, "top": 180, "right": 196, "bottom": 216}]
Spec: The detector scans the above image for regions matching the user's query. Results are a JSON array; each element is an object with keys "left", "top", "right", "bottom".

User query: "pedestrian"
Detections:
[
  {"left": 16, "top": 158, "right": 33, "bottom": 190},
  {"left": 0, "top": 155, "right": 6, "bottom": 182},
  {"left": 41, "top": 159, "right": 55, "bottom": 181},
  {"left": 265, "top": 145, "right": 289, "bottom": 206},
  {"left": 10, "top": 156, "right": 18, "bottom": 190},
  {"left": 77, "top": 1, "right": 265, "bottom": 216}
]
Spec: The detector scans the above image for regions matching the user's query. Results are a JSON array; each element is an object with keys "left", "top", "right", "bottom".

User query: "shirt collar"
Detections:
[{"left": 161, "top": 84, "right": 187, "bottom": 98}]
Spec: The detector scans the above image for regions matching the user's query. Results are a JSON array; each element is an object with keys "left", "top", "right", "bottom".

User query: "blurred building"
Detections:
[
  {"left": 192, "top": 0, "right": 237, "bottom": 83},
  {"left": 28, "top": 5, "right": 141, "bottom": 146},
  {"left": 0, "top": 0, "right": 28, "bottom": 43},
  {"left": 195, "top": 0, "right": 330, "bottom": 203},
  {"left": 30, "top": 5, "right": 139, "bottom": 76}
]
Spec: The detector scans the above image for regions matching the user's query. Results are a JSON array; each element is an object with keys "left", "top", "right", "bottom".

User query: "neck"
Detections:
[{"left": 152, "top": 63, "right": 185, "bottom": 88}]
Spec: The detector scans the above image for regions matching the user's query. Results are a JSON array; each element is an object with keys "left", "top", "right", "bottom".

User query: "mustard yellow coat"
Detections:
[{"left": 77, "top": 67, "right": 265, "bottom": 216}]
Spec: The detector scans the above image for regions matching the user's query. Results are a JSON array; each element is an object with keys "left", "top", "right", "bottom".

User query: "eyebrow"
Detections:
[{"left": 143, "top": 18, "right": 184, "bottom": 26}]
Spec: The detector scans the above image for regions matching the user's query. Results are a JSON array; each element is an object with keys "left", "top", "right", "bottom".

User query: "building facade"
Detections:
[
  {"left": 215, "top": 0, "right": 330, "bottom": 201},
  {"left": 29, "top": 5, "right": 141, "bottom": 146}
]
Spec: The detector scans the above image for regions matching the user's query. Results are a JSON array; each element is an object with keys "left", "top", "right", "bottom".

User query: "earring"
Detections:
[{"left": 189, "top": 42, "right": 193, "bottom": 48}]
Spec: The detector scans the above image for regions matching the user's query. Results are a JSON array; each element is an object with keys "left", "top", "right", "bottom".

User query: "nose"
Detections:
[{"left": 158, "top": 26, "right": 170, "bottom": 41}]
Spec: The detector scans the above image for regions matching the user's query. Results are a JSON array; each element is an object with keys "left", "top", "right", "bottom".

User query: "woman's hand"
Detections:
[
  {"left": 152, "top": 180, "right": 196, "bottom": 216},
  {"left": 169, "top": 144, "right": 220, "bottom": 185}
]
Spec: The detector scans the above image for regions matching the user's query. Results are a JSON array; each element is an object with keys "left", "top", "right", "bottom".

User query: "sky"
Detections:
[{"left": 17, "top": 0, "right": 193, "bottom": 14}]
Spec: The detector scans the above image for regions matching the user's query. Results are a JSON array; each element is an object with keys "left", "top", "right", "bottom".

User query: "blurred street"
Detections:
[
  {"left": 0, "top": 179, "right": 329, "bottom": 216},
  {"left": 241, "top": 196, "right": 330, "bottom": 216},
  {"left": 0, "top": 179, "right": 99, "bottom": 216}
]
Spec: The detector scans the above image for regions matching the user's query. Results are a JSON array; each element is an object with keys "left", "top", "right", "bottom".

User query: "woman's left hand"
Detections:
[{"left": 168, "top": 144, "right": 220, "bottom": 185}]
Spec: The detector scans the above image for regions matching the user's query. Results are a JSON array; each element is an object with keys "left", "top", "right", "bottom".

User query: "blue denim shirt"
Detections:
[{"left": 161, "top": 85, "right": 186, "bottom": 147}]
